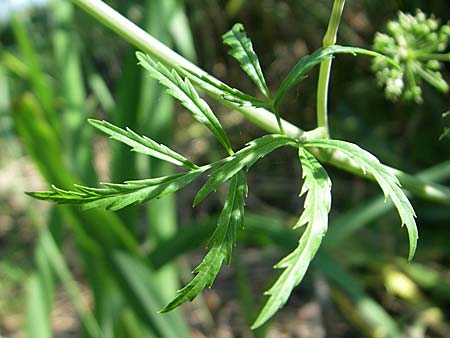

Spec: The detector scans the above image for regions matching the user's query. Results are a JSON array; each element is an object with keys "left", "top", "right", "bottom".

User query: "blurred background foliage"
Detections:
[{"left": 0, "top": 0, "right": 449, "bottom": 337}]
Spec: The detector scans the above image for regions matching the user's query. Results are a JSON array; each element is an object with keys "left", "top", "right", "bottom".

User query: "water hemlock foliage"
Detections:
[{"left": 28, "top": 16, "right": 427, "bottom": 329}]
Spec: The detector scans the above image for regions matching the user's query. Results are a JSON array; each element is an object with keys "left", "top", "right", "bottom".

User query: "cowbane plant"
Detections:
[{"left": 28, "top": 0, "right": 450, "bottom": 329}]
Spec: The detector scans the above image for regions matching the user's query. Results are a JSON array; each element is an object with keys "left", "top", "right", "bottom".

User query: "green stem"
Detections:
[
  {"left": 416, "top": 52, "right": 450, "bottom": 62},
  {"left": 41, "top": 229, "right": 105, "bottom": 338},
  {"left": 71, "top": 0, "right": 450, "bottom": 206},
  {"left": 272, "top": 105, "right": 286, "bottom": 135},
  {"left": 317, "top": 149, "right": 450, "bottom": 206},
  {"left": 316, "top": 0, "right": 346, "bottom": 133},
  {"left": 316, "top": 59, "right": 332, "bottom": 130},
  {"left": 72, "top": 0, "right": 304, "bottom": 138},
  {"left": 52, "top": 0, "right": 97, "bottom": 185}
]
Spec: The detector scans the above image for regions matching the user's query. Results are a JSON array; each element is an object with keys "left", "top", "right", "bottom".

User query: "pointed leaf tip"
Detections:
[
  {"left": 304, "top": 139, "right": 418, "bottom": 262},
  {"left": 163, "top": 172, "right": 247, "bottom": 313},
  {"left": 222, "top": 22, "right": 270, "bottom": 98},
  {"left": 137, "top": 53, "right": 233, "bottom": 153},
  {"left": 252, "top": 148, "right": 331, "bottom": 328}
]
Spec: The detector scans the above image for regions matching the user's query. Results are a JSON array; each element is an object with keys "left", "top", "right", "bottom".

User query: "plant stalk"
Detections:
[
  {"left": 71, "top": 0, "right": 450, "bottom": 206},
  {"left": 316, "top": 0, "right": 346, "bottom": 133},
  {"left": 72, "top": 0, "right": 304, "bottom": 138}
]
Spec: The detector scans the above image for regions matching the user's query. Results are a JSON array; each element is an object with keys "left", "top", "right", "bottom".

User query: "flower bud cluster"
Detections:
[{"left": 372, "top": 10, "right": 450, "bottom": 103}]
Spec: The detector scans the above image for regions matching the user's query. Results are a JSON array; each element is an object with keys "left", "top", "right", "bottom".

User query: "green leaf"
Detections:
[
  {"left": 113, "top": 252, "right": 192, "bottom": 338},
  {"left": 252, "top": 148, "right": 331, "bottom": 329},
  {"left": 89, "top": 119, "right": 198, "bottom": 170},
  {"left": 181, "top": 66, "right": 270, "bottom": 109},
  {"left": 275, "top": 45, "right": 400, "bottom": 107},
  {"left": 25, "top": 275, "right": 53, "bottom": 338},
  {"left": 304, "top": 139, "right": 418, "bottom": 260},
  {"left": 161, "top": 171, "right": 247, "bottom": 312},
  {"left": 194, "top": 134, "right": 299, "bottom": 206},
  {"left": 136, "top": 52, "right": 233, "bottom": 154},
  {"left": 222, "top": 23, "right": 270, "bottom": 98},
  {"left": 27, "top": 170, "right": 205, "bottom": 211}
]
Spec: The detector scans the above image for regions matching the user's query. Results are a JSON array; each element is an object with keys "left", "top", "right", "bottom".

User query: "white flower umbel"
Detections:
[{"left": 372, "top": 10, "right": 450, "bottom": 103}]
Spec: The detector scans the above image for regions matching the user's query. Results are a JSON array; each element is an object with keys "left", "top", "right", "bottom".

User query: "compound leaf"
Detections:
[
  {"left": 304, "top": 139, "right": 417, "bottom": 260},
  {"left": 161, "top": 171, "right": 247, "bottom": 312},
  {"left": 136, "top": 52, "right": 233, "bottom": 154},
  {"left": 252, "top": 148, "right": 331, "bottom": 328},
  {"left": 222, "top": 23, "right": 270, "bottom": 99},
  {"left": 89, "top": 119, "right": 198, "bottom": 170},
  {"left": 27, "top": 170, "right": 205, "bottom": 211},
  {"left": 275, "top": 45, "right": 400, "bottom": 107},
  {"left": 194, "top": 134, "right": 299, "bottom": 206}
]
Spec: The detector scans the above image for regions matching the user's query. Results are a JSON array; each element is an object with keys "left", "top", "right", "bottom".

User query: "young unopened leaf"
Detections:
[
  {"left": 89, "top": 119, "right": 198, "bottom": 169},
  {"left": 194, "top": 134, "right": 299, "bottom": 206},
  {"left": 136, "top": 52, "right": 233, "bottom": 154},
  {"left": 304, "top": 139, "right": 418, "bottom": 260},
  {"left": 161, "top": 171, "right": 247, "bottom": 312},
  {"left": 27, "top": 170, "right": 205, "bottom": 211},
  {"left": 252, "top": 148, "right": 331, "bottom": 329},
  {"left": 274, "top": 45, "right": 400, "bottom": 107},
  {"left": 222, "top": 23, "right": 270, "bottom": 98}
]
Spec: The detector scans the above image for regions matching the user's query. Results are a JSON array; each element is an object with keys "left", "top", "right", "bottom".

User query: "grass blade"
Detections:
[
  {"left": 10, "top": 15, "right": 58, "bottom": 130},
  {"left": 13, "top": 93, "right": 139, "bottom": 252},
  {"left": 25, "top": 275, "right": 53, "bottom": 338},
  {"left": 51, "top": 0, "right": 97, "bottom": 184},
  {"left": 113, "top": 252, "right": 192, "bottom": 338},
  {"left": 40, "top": 229, "right": 104, "bottom": 338}
]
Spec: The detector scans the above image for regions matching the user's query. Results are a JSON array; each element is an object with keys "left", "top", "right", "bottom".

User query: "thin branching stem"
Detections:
[
  {"left": 316, "top": 0, "right": 346, "bottom": 133},
  {"left": 72, "top": 0, "right": 303, "bottom": 138}
]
